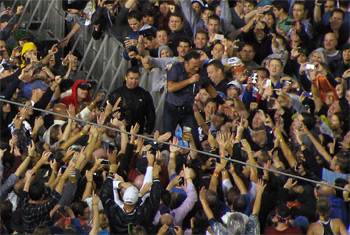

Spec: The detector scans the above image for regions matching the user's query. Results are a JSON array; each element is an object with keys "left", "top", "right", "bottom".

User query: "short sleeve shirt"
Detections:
[{"left": 166, "top": 62, "right": 210, "bottom": 107}]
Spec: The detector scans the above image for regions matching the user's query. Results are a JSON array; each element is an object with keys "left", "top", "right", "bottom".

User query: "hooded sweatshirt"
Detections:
[{"left": 59, "top": 80, "right": 91, "bottom": 112}]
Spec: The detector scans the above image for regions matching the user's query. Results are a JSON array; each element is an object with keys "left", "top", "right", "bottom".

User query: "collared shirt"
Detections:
[
  {"left": 166, "top": 62, "right": 210, "bottom": 107},
  {"left": 22, "top": 189, "right": 61, "bottom": 234}
]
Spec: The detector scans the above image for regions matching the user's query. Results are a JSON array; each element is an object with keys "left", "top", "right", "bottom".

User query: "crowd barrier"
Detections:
[{"left": 0, "top": 97, "right": 349, "bottom": 193}]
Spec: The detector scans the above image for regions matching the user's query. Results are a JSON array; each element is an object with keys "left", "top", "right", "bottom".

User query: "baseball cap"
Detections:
[
  {"left": 77, "top": 83, "right": 91, "bottom": 90},
  {"left": 0, "top": 63, "right": 12, "bottom": 73},
  {"left": 227, "top": 80, "right": 241, "bottom": 90},
  {"left": 31, "top": 80, "right": 49, "bottom": 90},
  {"left": 122, "top": 186, "right": 139, "bottom": 205},
  {"left": 191, "top": 0, "right": 204, "bottom": 6}
]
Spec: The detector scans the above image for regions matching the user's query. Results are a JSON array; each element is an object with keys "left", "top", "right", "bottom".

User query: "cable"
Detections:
[{"left": 1, "top": 97, "right": 349, "bottom": 193}]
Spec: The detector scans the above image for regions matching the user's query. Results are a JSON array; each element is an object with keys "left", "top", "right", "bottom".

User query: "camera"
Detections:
[{"left": 285, "top": 20, "right": 295, "bottom": 25}]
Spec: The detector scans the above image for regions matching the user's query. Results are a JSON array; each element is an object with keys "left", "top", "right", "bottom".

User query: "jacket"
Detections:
[
  {"left": 100, "top": 177, "right": 161, "bottom": 234},
  {"left": 59, "top": 80, "right": 91, "bottom": 113},
  {"left": 108, "top": 83, "right": 155, "bottom": 134}
]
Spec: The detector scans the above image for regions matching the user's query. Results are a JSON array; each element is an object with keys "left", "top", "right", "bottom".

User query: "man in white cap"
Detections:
[{"left": 100, "top": 153, "right": 161, "bottom": 234}]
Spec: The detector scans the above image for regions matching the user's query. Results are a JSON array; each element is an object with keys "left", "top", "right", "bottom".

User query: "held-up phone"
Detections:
[
  {"left": 60, "top": 166, "right": 67, "bottom": 174},
  {"left": 101, "top": 160, "right": 110, "bottom": 165},
  {"left": 306, "top": 64, "right": 315, "bottom": 70},
  {"left": 251, "top": 73, "right": 258, "bottom": 84},
  {"left": 303, "top": 92, "right": 312, "bottom": 98},
  {"left": 179, "top": 177, "right": 184, "bottom": 186},
  {"left": 213, "top": 34, "right": 224, "bottom": 41},
  {"left": 265, "top": 79, "right": 272, "bottom": 87},
  {"left": 285, "top": 20, "right": 295, "bottom": 25}
]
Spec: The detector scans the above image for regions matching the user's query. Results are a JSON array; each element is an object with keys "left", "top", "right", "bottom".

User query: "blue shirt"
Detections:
[{"left": 166, "top": 62, "right": 210, "bottom": 107}]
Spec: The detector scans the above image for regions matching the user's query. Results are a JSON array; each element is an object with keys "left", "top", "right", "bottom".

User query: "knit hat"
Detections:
[
  {"left": 158, "top": 45, "right": 173, "bottom": 58},
  {"left": 122, "top": 186, "right": 139, "bottom": 205}
]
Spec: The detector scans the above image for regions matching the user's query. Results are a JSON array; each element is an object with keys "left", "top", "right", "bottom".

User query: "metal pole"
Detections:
[
  {"left": 70, "top": 29, "right": 83, "bottom": 54},
  {"left": 103, "top": 59, "right": 128, "bottom": 104},
  {"left": 18, "top": 0, "right": 31, "bottom": 23},
  {"left": 26, "top": 0, "right": 43, "bottom": 31},
  {"left": 85, "top": 36, "right": 108, "bottom": 80},
  {"left": 94, "top": 37, "right": 120, "bottom": 96},
  {"left": 77, "top": 37, "right": 94, "bottom": 72},
  {"left": 36, "top": 0, "right": 56, "bottom": 36}
]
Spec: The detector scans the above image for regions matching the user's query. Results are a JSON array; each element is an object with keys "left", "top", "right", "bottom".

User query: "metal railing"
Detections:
[
  {"left": 14, "top": 0, "right": 162, "bottom": 124},
  {"left": 15, "top": 0, "right": 132, "bottom": 96}
]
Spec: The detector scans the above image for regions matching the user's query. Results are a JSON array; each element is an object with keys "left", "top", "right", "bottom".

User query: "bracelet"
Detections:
[
  {"left": 91, "top": 101, "right": 95, "bottom": 106},
  {"left": 201, "top": 201, "right": 209, "bottom": 206},
  {"left": 79, "top": 132, "right": 84, "bottom": 136},
  {"left": 170, "top": 151, "right": 177, "bottom": 154},
  {"left": 92, "top": 203, "right": 98, "bottom": 206},
  {"left": 213, "top": 170, "right": 220, "bottom": 177},
  {"left": 219, "top": 152, "right": 226, "bottom": 157},
  {"left": 87, "top": 181, "right": 92, "bottom": 183},
  {"left": 53, "top": 171, "right": 58, "bottom": 174}
]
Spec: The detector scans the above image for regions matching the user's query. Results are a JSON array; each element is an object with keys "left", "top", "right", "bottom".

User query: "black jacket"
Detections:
[
  {"left": 91, "top": 5, "right": 130, "bottom": 41},
  {"left": 100, "top": 178, "right": 161, "bottom": 234},
  {"left": 109, "top": 84, "right": 156, "bottom": 134}
]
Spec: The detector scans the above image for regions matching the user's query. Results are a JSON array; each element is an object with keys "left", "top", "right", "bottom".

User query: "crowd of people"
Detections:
[{"left": 0, "top": 0, "right": 350, "bottom": 234}]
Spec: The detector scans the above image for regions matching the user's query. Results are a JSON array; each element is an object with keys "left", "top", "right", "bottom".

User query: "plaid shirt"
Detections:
[{"left": 21, "top": 189, "right": 61, "bottom": 234}]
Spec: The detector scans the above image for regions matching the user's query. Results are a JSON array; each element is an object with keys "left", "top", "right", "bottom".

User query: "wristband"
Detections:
[
  {"left": 92, "top": 203, "right": 98, "bottom": 206},
  {"left": 220, "top": 152, "right": 226, "bottom": 157},
  {"left": 213, "top": 170, "right": 220, "bottom": 177}
]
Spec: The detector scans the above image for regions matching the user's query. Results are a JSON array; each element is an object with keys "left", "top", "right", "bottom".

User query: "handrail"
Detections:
[{"left": 0, "top": 97, "right": 349, "bottom": 193}]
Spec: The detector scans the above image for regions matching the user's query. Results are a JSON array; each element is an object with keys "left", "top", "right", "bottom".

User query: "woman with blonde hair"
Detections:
[{"left": 307, "top": 197, "right": 348, "bottom": 235}]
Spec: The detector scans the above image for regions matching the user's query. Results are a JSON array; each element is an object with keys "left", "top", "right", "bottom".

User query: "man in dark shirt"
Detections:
[
  {"left": 206, "top": 60, "right": 229, "bottom": 94},
  {"left": 164, "top": 50, "right": 224, "bottom": 147},
  {"left": 108, "top": 67, "right": 156, "bottom": 135}
]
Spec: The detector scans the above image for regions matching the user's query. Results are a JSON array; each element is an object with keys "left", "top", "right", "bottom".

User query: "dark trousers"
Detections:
[{"left": 163, "top": 102, "right": 200, "bottom": 149}]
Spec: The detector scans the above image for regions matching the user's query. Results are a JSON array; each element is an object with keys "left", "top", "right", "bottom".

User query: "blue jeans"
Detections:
[{"left": 163, "top": 102, "right": 200, "bottom": 148}]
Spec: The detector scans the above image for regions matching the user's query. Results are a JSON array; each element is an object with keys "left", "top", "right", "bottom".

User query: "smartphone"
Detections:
[
  {"left": 48, "top": 153, "right": 54, "bottom": 162},
  {"left": 179, "top": 177, "right": 184, "bottom": 186},
  {"left": 70, "top": 144, "right": 81, "bottom": 152},
  {"left": 101, "top": 160, "right": 110, "bottom": 165},
  {"left": 225, "top": 161, "right": 232, "bottom": 170},
  {"left": 251, "top": 73, "right": 258, "bottom": 84},
  {"left": 265, "top": 79, "right": 272, "bottom": 87},
  {"left": 305, "top": 64, "right": 315, "bottom": 70},
  {"left": 213, "top": 34, "right": 224, "bottom": 41},
  {"left": 108, "top": 143, "right": 116, "bottom": 152},
  {"left": 283, "top": 80, "right": 292, "bottom": 86},
  {"left": 303, "top": 92, "right": 312, "bottom": 98},
  {"left": 60, "top": 166, "right": 67, "bottom": 174}
]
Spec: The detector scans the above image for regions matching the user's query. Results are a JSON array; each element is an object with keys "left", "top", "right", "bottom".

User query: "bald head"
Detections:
[
  {"left": 317, "top": 184, "right": 335, "bottom": 198},
  {"left": 324, "top": 32, "right": 338, "bottom": 52},
  {"left": 133, "top": 174, "right": 145, "bottom": 189},
  {"left": 53, "top": 103, "right": 68, "bottom": 121},
  {"left": 160, "top": 214, "right": 173, "bottom": 226}
]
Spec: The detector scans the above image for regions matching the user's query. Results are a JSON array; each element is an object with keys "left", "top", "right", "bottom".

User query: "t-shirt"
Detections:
[{"left": 264, "top": 226, "right": 304, "bottom": 234}]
